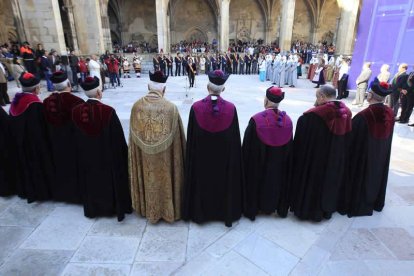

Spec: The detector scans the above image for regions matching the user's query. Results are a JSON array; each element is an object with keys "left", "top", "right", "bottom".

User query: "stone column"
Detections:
[
  {"left": 311, "top": 25, "right": 320, "bottom": 44},
  {"left": 17, "top": 0, "right": 66, "bottom": 53},
  {"left": 219, "top": 0, "right": 230, "bottom": 53},
  {"left": 71, "top": 0, "right": 105, "bottom": 54},
  {"left": 99, "top": 0, "right": 112, "bottom": 52},
  {"left": 62, "top": 0, "right": 79, "bottom": 52},
  {"left": 336, "top": 0, "right": 359, "bottom": 56},
  {"left": 10, "top": 0, "right": 27, "bottom": 42},
  {"left": 265, "top": 20, "right": 274, "bottom": 44},
  {"left": 155, "top": 0, "right": 170, "bottom": 53},
  {"left": 279, "top": 0, "right": 296, "bottom": 51}
]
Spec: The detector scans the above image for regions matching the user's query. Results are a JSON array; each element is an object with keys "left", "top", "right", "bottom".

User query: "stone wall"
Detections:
[
  {"left": 229, "top": 0, "right": 266, "bottom": 42},
  {"left": 292, "top": 0, "right": 340, "bottom": 44},
  {"left": 270, "top": 0, "right": 282, "bottom": 43},
  {"left": 317, "top": 0, "right": 340, "bottom": 44},
  {"left": 293, "top": 0, "right": 312, "bottom": 42},
  {"left": 18, "top": 0, "right": 67, "bottom": 53},
  {"left": 0, "top": 0, "right": 18, "bottom": 43},
  {"left": 119, "top": 0, "right": 157, "bottom": 44},
  {"left": 170, "top": 0, "right": 218, "bottom": 44}
]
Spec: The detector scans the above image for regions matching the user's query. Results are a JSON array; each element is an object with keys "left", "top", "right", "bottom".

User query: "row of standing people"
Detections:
[
  {"left": 307, "top": 55, "right": 414, "bottom": 125},
  {"left": 0, "top": 72, "right": 132, "bottom": 220},
  {"left": 259, "top": 53, "right": 301, "bottom": 88},
  {"left": 0, "top": 69, "right": 395, "bottom": 227},
  {"left": 153, "top": 52, "right": 261, "bottom": 77}
]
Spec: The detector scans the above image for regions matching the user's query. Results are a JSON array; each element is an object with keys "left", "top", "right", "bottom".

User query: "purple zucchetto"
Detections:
[
  {"left": 266, "top": 86, "right": 285, "bottom": 103},
  {"left": 149, "top": 70, "right": 168, "bottom": 83},
  {"left": 208, "top": 70, "right": 230, "bottom": 85}
]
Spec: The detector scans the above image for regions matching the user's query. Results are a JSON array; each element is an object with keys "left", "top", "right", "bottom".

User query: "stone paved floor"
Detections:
[{"left": 1, "top": 74, "right": 414, "bottom": 276}]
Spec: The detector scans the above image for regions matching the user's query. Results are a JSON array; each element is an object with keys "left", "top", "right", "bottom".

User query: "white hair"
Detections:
[
  {"left": 83, "top": 87, "right": 99, "bottom": 98},
  {"left": 53, "top": 80, "right": 70, "bottom": 91},
  {"left": 368, "top": 91, "right": 385, "bottom": 103},
  {"left": 22, "top": 84, "right": 39, "bottom": 92},
  {"left": 265, "top": 99, "right": 280, "bottom": 109},
  {"left": 380, "top": 64, "right": 390, "bottom": 73},
  {"left": 207, "top": 82, "right": 224, "bottom": 94},
  {"left": 148, "top": 81, "right": 166, "bottom": 92}
]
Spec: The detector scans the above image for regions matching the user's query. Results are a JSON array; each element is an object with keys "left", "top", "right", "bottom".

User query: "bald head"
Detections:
[
  {"left": 315, "top": 85, "right": 337, "bottom": 106},
  {"left": 318, "top": 85, "right": 336, "bottom": 98}
]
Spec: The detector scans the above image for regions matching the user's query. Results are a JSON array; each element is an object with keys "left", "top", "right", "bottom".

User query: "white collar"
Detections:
[{"left": 87, "top": 98, "right": 101, "bottom": 102}]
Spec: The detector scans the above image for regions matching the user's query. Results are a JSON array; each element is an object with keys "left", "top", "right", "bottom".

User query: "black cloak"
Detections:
[
  {"left": 182, "top": 95, "right": 243, "bottom": 227},
  {"left": 72, "top": 99, "right": 132, "bottom": 221}
]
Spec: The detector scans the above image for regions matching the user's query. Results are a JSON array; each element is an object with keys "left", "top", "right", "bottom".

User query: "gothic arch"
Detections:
[
  {"left": 184, "top": 27, "right": 209, "bottom": 42},
  {"left": 169, "top": 0, "right": 218, "bottom": 44},
  {"left": 301, "top": 0, "right": 341, "bottom": 43},
  {"left": 108, "top": 0, "right": 122, "bottom": 44}
]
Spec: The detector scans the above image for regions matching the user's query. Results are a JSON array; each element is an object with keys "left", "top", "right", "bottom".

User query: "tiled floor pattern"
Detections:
[{"left": 1, "top": 75, "right": 413, "bottom": 275}]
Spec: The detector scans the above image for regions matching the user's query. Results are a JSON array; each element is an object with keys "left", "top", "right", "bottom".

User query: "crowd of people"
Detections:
[
  {"left": 170, "top": 40, "right": 217, "bottom": 54},
  {"left": 150, "top": 51, "right": 304, "bottom": 89},
  {"left": 152, "top": 52, "right": 261, "bottom": 88},
  {"left": 112, "top": 42, "right": 157, "bottom": 54},
  {"left": 0, "top": 42, "right": 146, "bottom": 106},
  {"left": 0, "top": 68, "right": 395, "bottom": 226},
  {"left": 304, "top": 53, "right": 414, "bottom": 126}
]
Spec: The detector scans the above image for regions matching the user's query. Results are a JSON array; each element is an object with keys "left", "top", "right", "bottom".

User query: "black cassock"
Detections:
[
  {"left": 72, "top": 99, "right": 132, "bottom": 221},
  {"left": 340, "top": 103, "right": 395, "bottom": 217},
  {"left": 44, "top": 92, "right": 84, "bottom": 203},
  {"left": 242, "top": 109, "right": 293, "bottom": 219},
  {"left": 8, "top": 93, "right": 54, "bottom": 202},
  {"left": 290, "top": 101, "right": 352, "bottom": 221},
  {"left": 0, "top": 107, "right": 15, "bottom": 196},
  {"left": 183, "top": 95, "right": 243, "bottom": 227}
]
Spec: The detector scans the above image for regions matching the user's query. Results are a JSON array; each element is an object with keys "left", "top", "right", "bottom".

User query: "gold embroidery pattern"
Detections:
[{"left": 128, "top": 91, "right": 185, "bottom": 223}]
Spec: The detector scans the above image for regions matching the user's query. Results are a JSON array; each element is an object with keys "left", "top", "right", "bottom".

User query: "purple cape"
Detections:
[
  {"left": 252, "top": 109, "right": 293, "bottom": 146},
  {"left": 192, "top": 95, "right": 235, "bottom": 133}
]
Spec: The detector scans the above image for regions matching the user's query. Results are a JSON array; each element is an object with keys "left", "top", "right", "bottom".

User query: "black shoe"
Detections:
[
  {"left": 408, "top": 123, "right": 414, "bottom": 127},
  {"left": 398, "top": 120, "right": 408, "bottom": 124}
]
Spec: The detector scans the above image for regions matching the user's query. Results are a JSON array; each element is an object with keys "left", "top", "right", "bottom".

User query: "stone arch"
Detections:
[
  {"left": 110, "top": 30, "right": 121, "bottom": 45},
  {"left": 185, "top": 27, "right": 208, "bottom": 42},
  {"left": 169, "top": 0, "right": 218, "bottom": 44},
  {"left": 107, "top": 0, "right": 157, "bottom": 46},
  {"left": 298, "top": 0, "right": 341, "bottom": 44},
  {"left": 108, "top": 0, "right": 122, "bottom": 44}
]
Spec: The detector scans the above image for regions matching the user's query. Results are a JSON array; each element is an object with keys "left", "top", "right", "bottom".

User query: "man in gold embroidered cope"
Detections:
[{"left": 128, "top": 71, "right": 186, "bottom": 223}]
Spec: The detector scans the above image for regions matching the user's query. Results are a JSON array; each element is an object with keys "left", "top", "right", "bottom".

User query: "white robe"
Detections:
[
  {"left": 88, "top": 59, "right": 102, "bottom": 89},
  {"left": 88, "top": 60, "right": 101, "bottom": 79},
  {"left": 290, "top": 61, "right": 298, "bottom": 87},
  {"left": 278, "top": 62, "right": 286, "bottom": 87},
  {"left": 284, "top": 61, "right": 290, "bottom": 85},
  {"left": 272, "top": 61, "right": 281, "bottom": 85},
  {"left": 286, "top": 60, "right": 293, "bottom": 85}
]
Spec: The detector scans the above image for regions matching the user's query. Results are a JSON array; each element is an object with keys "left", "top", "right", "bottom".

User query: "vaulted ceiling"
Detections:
[
  {"left": 303, "top": 0, "right": 334, "bottom": 29},
  {"left": 107, "top": 0, "right": 341, "bottom": 30}
]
